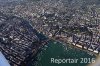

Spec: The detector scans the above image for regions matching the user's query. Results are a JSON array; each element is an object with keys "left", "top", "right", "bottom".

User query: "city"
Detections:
[{"left": 0, "top": 0, "right": 100, "bottom": 66}]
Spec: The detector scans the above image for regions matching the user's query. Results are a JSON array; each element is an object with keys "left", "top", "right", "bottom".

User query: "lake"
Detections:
[{"left": 34, "top": 40, "right": 96, "bottom": 66}]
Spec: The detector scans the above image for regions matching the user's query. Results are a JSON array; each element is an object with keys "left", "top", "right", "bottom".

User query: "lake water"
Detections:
[{"left": 34, "top": 40, "right": 95, "bottom": 66}]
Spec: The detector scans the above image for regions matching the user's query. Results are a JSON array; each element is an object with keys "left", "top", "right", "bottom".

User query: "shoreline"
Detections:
[{"left": 50, "top": 37, "right": 98, "bottom": 56}]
